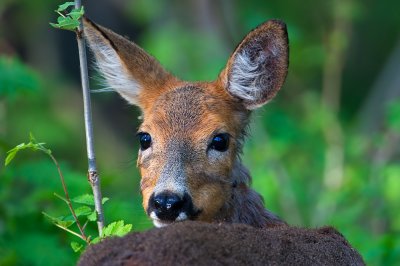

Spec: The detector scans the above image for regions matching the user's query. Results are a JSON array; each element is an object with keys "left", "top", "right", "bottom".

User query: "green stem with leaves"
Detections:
[
  {"left": 49, "top": 0, "right": 105, "bottom": 236},
  {"left": 5, "top": 134, "right": 88, "bottom": 243},
  {"left": 50, "top": 0, "right": 104, "bottom": 236}
]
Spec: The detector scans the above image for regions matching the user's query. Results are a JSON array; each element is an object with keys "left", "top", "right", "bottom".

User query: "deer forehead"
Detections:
[{"left": 140, "top": 85, "right": 245, "bottom": 141}]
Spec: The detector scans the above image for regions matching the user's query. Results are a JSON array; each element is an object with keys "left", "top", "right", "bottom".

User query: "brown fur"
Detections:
[
  {"left": 83, "top": 18, "right": 179, "bottom": 108},
  {"left": 78, "top": 221, "right": 365, "bottom": 266},
  {"left": 83, "top": 17, "right": 289, "bottom": 227},
  {"left": 138, "top": 85, "right": 252, "bottom": 223}
]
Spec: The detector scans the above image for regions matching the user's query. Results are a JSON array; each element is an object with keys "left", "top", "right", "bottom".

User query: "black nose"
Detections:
[{"left": 149, "top": 192, "right": 189, "bottom": 221}]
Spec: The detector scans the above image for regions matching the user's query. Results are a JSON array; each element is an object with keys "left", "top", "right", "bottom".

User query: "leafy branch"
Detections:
[
  {"left": 6, "top": 134, "right": 88, "bottom": 242},
  {"left": 49, "top": 2, "right": 84, "bottom": 31},
  {"left": 51, "top": 0, "right": 106, "bottom": 235},
  {"left": 5, "top": 1, "right": 133, "bottom": 254},
  {"left": 5, "top": 134, "right": 132, "bottom": 252}
]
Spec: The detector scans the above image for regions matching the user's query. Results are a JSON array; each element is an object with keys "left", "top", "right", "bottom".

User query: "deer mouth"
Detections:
[
  {"left": 149, "top": 212, "right": 188, "bottom": 227},
  {"left": 150, "top": 210, "right": 202, "bottom": 228}
]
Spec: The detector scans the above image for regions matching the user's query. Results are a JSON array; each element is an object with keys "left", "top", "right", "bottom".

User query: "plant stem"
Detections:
[
  {"left": 56, "top": 11, "right": 66, "bottom": 18},
  {"left": 49, "top": 153, "right": 87, "bottom": 241},
  {"left": 74, "top": 0, "right": 105, "bottom": 235},
  {"left": 55, "top": 223, "right": 87, "bottom": 241}
]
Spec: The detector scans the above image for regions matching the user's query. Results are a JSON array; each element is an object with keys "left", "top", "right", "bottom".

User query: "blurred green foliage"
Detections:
[
  {"left": 1, "top": 0, "right": 400, "bottom": 265},
  {"left": 0, "top": 57, "right": 39, "bottom": 100}
]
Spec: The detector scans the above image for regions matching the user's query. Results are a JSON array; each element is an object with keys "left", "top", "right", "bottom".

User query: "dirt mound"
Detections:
[{"left": 79, "top": 221, "right": 364, "bottom": 266}]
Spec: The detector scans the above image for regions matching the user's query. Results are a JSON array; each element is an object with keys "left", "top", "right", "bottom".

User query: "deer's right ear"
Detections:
[
  {"left": 83, "top": 18, "right": 175, "bottom": 107},
  {"left": 220, "top": 20, "right": 289, "bottom": 110}
]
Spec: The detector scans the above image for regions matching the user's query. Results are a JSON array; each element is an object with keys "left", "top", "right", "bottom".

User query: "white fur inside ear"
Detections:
[
  {"left": 88, "top": 39, "right": 140, "bottom": 104},
  {"left": 229, "top": 49, "right": 270, "bottom": 103}
]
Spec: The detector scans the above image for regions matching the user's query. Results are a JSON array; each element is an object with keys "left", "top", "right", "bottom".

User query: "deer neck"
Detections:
[{"left": 215, "top": 160, "right": 286, "bottom": 228}]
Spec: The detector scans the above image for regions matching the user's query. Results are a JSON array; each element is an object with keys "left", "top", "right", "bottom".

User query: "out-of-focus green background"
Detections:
[{"left": 1, "top": 0, "right": 399, "bottom": 265}]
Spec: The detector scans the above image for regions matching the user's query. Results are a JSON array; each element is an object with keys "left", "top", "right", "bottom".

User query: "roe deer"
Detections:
[{"left": 83, "top": 17, "right": 289, "bottom": 228}]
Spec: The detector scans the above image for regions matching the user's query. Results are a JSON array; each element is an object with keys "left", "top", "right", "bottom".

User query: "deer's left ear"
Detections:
[{"left": 220, "top": 20, "right": 289, "bottom": 110}]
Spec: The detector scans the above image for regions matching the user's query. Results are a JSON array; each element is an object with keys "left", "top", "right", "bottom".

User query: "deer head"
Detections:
[{"left": 84, "top": 18, "right": 288, "bottom": 227}]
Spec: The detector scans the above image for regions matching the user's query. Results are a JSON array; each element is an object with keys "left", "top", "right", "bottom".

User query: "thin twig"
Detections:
[
  {"left": 74, "top": 0, "right": 105, "bottom": 235},
  {"left": 49, "top": 153, "right": 88, "bottom": 241},
  {"left": 54, "top": 223, "right": 87, "bottom": 241},
  {"left": 56, "top": 11, "right": 66, "bottom": 18},
  {"left": 82, "top": 220, "right": 89, "bottom": 231}
]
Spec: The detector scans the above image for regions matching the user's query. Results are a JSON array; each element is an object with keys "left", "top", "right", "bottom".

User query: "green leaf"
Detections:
[
  {"left": 102, "top": 220, "right": 132, "bottom": 238},
  {"left": 49, "top": 22, "right": 60, "bottom": 29},
  {"left": 6, "top": 143, "right": 26, "bottom": 159},
  {"left": 74, "top": 206, "right": 93, "bottom": 217},
  {"left": 69, "top": 7, "right": 85, "bottom": 20},
  {"left": 56, "top": 16, "right": 65, "bottom": 24},
  {"left": 57, "top": 16, "right": 80, "bottom": 31},
  {"left": 102, "top": 222, "right": 116, "bottom": 237},
  {"left": 58, "top": 220, "right": 76, "bottom": 228},
  {"left": 71, "top": 241, "right": 84, "bottom": 253},
  {"left": 4, "top": 149, "right": 18, "bottom": 166},
  {"left": 89, "top": 221, "right": 132, "bottom": 244},
  {"left": 72, "top": 194, "right": 95, "bottom": 206},
  {"left": 90, "top": 236, "right": 101, "bottom": 244},
  {"left": 42, "top": 212, "right": 75, "bottom": 228},
  {"left": 102, "top": 197, "right": 109, "bottom": 204},
  {"left": 57, "top": 2, "right": 75, "bottom": 12},
  {"left": 87, "top": 211, "right": 97, "bottom": 222},
  {"left": 50, "top": 5, "right": 84, "bottom": 32},
  {"left": 29, "top": 133, "right": 50, "bottom": 154},
  {"left": 72, "top": 194, "right": 109, "bottom": 206},
  {"left": 5, "top": 135, "right": 52, "bottom": 166}
]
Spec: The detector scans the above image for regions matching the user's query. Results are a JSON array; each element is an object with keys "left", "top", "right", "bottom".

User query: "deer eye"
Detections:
[
  {"left": 209, "top": 133, "right": 230, "bottom": 152},
  {"left": 137, "top": 132, "right": 152, "bottom": 150}
]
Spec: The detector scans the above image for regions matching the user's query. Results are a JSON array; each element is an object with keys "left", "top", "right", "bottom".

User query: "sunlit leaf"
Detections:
[
  {"left": 57, "top": 2, "right": 75, "bottom": 12},
  {"left": 102, "top": 197, "right": 109, "bottom": 204},
  {"left": 69, "top": 7, "right": 85, "bottom": 20},
  {"left": 5, "top": 149, "right": 18, "bottom": 166},
  {"left": 42, "top": 212, "right": 75, "bottom": 228},
  {"left": 102, "top": 220, "right": 132, "bottom": 238},
  {"left": 87, "top": 211, "right": 97, "bottom": 222},
  {"left": 50, "top": 5, "right": 84, "bottom": 31},
  {"left": 5, "top": 135, "right": 52, "bottom": 166},
  {"left": 51, "top": 17, "right": 80, "bottom": 31},
  {"left": 71, "top": 241, "right": 84, "bottom": 253},
  {"left": 72, "top": 194, "right": 109, "bottom": 206},
  {"left": 90, "top": 236, "right": 101, "bottom": 244},
  {"left": 74, "top": 206, "right": 93, "bottom": 217},
  {"left": 72, "top": 194, "right": 95, "bottom": 206}
]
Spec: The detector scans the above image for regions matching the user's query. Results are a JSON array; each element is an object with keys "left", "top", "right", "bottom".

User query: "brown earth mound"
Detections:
[{"left": 78, "top": 221, "right": 364, "bottom": 266}]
